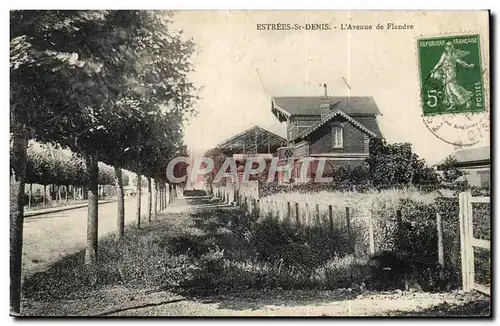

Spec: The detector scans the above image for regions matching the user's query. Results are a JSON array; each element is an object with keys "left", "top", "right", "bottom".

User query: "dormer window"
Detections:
[{"left": 333, "top": 126, "right": 343, "bottom": 148}]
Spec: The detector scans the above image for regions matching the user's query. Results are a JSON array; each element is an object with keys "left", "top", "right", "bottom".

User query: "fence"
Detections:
[
  {"left": 212, "top": 181, "right": 447, "bottom": 257},
  {"left": 211, "top": 183, "right": 491, "bottom": 293},
  {"left": 459, "top": 192, "right": 491, "bottom": 295},
  {"left": 212, "top": 180, "right": 258, "bottom": 209}
]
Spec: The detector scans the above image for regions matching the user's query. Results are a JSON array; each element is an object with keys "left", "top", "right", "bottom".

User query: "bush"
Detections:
[{"left": 367, "top": 138, "right": 439, "bottom": 189}]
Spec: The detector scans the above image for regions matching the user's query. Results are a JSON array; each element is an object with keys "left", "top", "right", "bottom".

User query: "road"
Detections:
[{"left": 22, "top": 195, "right": 150, "bottom": 277}]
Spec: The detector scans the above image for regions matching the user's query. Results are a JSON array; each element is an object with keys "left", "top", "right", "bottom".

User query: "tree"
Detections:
[
  {"left": 204, "top": 147, "right": 228, "bottom": 189},
  {"left": 439, "top": 156, "right": 465, "bottom": 183},
  {"left": 97, "top": 11, "right": 197, "bottom": 235},
  {"left": 10, "top": 11, "right": 196, "bottom": 312},
  {"left": 438, "top": 156, "right": 469, "bottom": 190},
  {"left": 367, "top": 138, "right": 437, "bottom": 189}
]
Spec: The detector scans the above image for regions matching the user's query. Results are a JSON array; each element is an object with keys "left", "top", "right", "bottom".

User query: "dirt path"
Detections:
[
  {"left": 163, "top": 195, "right": 234, "bottom": 214},
  {"left": 22, "top": 277, "right": 490, "bottom": 316}
]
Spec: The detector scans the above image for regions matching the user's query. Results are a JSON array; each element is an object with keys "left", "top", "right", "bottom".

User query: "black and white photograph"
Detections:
[{"left": 9, "top": 9, "right": 491, "bottom": 317}]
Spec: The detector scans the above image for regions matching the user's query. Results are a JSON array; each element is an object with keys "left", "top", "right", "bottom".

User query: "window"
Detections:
[
  {"left": 478, "top": 169, "right": 490, "bottom": 189},
  {"left": 333, "top": 126, "right": 343, "bottom": 148},
  {"left": 287, "top": 121, "right": 298, "bottom": 140}
]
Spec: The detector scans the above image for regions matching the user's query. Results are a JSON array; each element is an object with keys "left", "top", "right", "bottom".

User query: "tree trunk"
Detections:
[
  {"left": 164, "top": 183, "right": 167, "bottom": 207},
  {"left": 84, "top": 150, "right": 99, "bottom": 265},
  {"left": 169, "top": 184, "right": 173, "bottom": 203},
  {"left": 154, "top": 181, "right": 158, "bottom": 218},
  {"left": 28, "top": 183, "right": 32, "bottom": 209},
  {"left": 10, "top": 125, "right": 28, "bottom": 314},
  {"left": 83, "top": 185, "right": 88, "bottom": 200},
  {"left": 57, "top": 185, "right": 62, "bottom": 202},
  {"left": 136, "top": 172, "right": 141, "bottom": 228},
  {"left": 43, "top": 185, "right": 47, "bottom": 206},
  {"left": 65, "top": 185, "right": 68, "bottom": 204},
  {"left": 163, "top": 184, "right": 167, "bottom": 209},
  {"left": 73, "top": 186, "right": 76, "bottom": 201},
  {"left": 159, "top": 185, "right": 163, "bottom": 211},
  {"left": 147, "top": 177, "right": 152, "bottom": 223},
  {"left": 114, "top": 163, "right": 125, "bottom": 241}
]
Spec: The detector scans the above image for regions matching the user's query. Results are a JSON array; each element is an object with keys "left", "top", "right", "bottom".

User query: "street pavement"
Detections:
[{"left": 22, "top": 195, "right": 150, "bottom": 277}]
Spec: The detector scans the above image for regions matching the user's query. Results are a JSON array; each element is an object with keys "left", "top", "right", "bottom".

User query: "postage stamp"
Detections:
[{"left": 418, "top": 34, "right": 485, "bottom": 116}]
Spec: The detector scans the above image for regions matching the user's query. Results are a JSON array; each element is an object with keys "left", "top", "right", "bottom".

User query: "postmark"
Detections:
[
  {"left": 422, "top": 111, "right": 489, "bottom": 146},
  {"left": 417, "top": 33, "right": 489, "bottom": 146}
]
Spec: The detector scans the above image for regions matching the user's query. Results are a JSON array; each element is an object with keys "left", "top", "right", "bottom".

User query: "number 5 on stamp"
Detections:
[{"left": 418, "top": 34, "right": 485, "bottom": 116}]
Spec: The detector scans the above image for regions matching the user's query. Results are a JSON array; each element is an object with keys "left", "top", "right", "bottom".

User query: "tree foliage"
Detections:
[
  {"left": 10, "top": 10, "right": 197, "bottom": 310},
  {"left": 367, "top": 138, "right": 439, "bottom": 189},
  {"left": 439, "top": 156, "right": 465, "bottom": 184},
  {"left": 11, "top": 10, "right": 196, "bottom": 165},
  {"left": 204, "top": 147, "right": 228, "bottom": 185},
  {"left": 24, "top": 145, "right": 115, "bottom": 186}
]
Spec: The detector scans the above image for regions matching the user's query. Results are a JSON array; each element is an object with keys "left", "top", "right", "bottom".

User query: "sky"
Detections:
[{"left": 172, "top": 11, "right": 490, "bottom": 166}]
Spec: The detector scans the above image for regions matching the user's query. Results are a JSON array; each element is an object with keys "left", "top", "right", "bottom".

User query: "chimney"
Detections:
[
  {"left": 323, "top": 83, "right": 328, "bottom": 98},
  {"left": 320, "top": 104, "right": 331, "bottom": 119}
]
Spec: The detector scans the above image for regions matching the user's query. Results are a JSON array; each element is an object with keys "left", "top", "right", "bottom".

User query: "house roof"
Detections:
[
  {"left": 350, "top": 115, "right": 383, "bottom": 138},
  {"left": 272, "top": 96, "right": 381, "bottom": 119},
  {"left": 294, "top": 109, "right": 379, "bottom": 141},
  {"left": 216, "top": 125, "right": 287, "bottom": 154},
  {"left": 435, "top": 146, "right": 491, "bottom": 167}
]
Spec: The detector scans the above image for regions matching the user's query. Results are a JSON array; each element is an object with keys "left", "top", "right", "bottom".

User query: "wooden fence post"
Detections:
[
  {"left": 368, "top": 209, "right": 375, "bottom": 255},
  {"left": 315, "top": 203, "right": 320, "bottom": 227},
  {"left": 274, "top": 201, "right": 280, "bottom": 221},
  {"left": 287, "top": 202, "right": 291, "bottom": 223},
  {"left": 295, "top": 202, "right": 300, "bottom": 226},
  {"left": 459, "top": 192, "right": 474, "bottom": 292},
  {"left": 328, "top": 205, "right": 333, "bottom": 231},
  {"left": 305, "top": 203, "right": 310, "bottom": 226},
  {"left": 346, "top": 206, "right": 354, "bottom": 254}
]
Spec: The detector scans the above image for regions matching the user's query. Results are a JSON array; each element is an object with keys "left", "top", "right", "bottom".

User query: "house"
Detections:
[
  {"left": 435, "top": 146, "right": 490, "bottom": 188},
  {"left": 271, "top": 90, "right": 383, "bottom": 181}
]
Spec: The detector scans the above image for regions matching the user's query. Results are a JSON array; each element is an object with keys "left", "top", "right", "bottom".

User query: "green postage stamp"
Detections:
[{"left": 418, "top": 34, "right": 485, "bottom": 116}]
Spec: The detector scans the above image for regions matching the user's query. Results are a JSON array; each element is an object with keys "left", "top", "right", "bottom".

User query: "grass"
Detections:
[
  {"left": 21, "top": 199, "right": 491, "bottom": 317},
  {"left": 22, "top": 207, "right": 380, "bottom": 302}
]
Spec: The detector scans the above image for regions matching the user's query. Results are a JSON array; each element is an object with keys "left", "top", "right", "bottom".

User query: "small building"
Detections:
[
  {"left": 435, "top": 146, "right": 490, "bottom": 188},
  {"left": 271, "top": 89, "right": 383, "bottom": 181},
  {"left": 213, "top": 126, "right": 287, "bottom": 183},
  {"left": 216, "top": 125, "right": 287, "bottom": 156}
]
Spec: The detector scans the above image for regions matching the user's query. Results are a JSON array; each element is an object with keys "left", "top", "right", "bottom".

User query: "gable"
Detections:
[
  {"left": 294, "top": 109, "right": 380, "bottom": 141},
  {"left": 307, "top": 118, "right": 367, "bottom": 154}
]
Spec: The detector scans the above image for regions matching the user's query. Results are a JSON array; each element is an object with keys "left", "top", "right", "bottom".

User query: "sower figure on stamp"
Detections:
[{"left": 430, "top": 41, "right": 475, "bottom": 111}]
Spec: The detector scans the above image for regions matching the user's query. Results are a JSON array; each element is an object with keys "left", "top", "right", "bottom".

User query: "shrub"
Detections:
[{"left": 367, "top": 138, "right": 439, "bottom": 189}]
